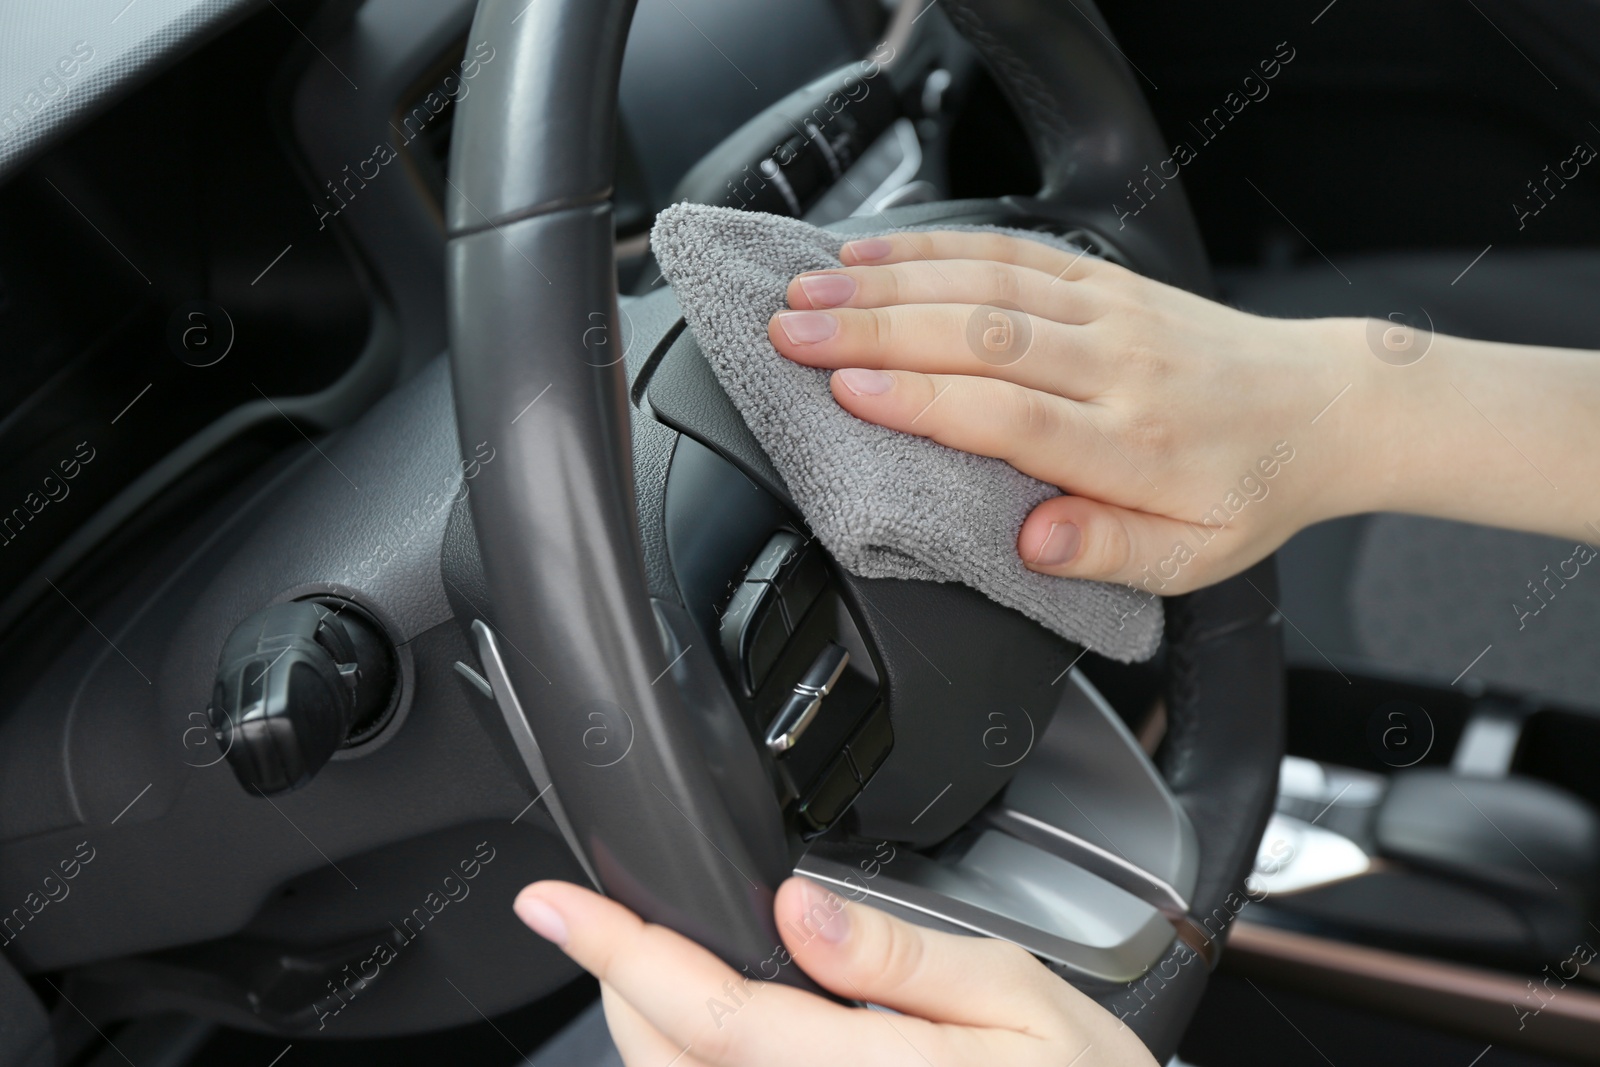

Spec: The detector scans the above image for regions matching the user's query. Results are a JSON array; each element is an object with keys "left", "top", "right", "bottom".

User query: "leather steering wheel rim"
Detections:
[{"left": 444, "top": 0, "right": 1285, "bottom": 1052}]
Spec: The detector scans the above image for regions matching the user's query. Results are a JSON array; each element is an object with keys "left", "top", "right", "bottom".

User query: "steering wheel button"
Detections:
[
  {"left": 846, "top": 701, "right": 894, "bottom": 778},
  {"left": 795, "top": 642, "right": 849, "bottom": 697},
  {"left": 720, "top": 576, "right": 791, "bottom": 693},
  {"left": 746, "top": 531, "right": 803, "bottom": 583},
  {"left": 719, "top": 580, "right": 764, "bottom": 632},
  {"left": 776, "top": 545, "right": 829, "bottom": 625},
  {"left": 766, "top": 644, "right": 850, "bottom": 753},
  {"left": 767, "top": 692, "right": 823, "bottom": 754},
  {"left": 745, "top": 596, "right": 790, "bottom": 690},
  {"left": 798, "top": 751, "right": 863, "bottom": 832}
]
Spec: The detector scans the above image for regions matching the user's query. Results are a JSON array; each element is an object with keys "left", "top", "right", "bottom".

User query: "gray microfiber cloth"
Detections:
[{"left": 651, "top": 203, "right": 1163, "bottom": 662}]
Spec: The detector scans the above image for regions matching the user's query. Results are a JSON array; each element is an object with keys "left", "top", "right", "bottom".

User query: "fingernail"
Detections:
[
  {"left": 842, "top": 237, "right": 892, "bottom": 262},
  {"left": 799, "top": 879, "right": 850, "bottom": 944},
  {"left": 1032, "top": 522, "right": 1082, "bottom": 567},
  {"left": 835, "top": 368, "right": 893, "bottom": 396},
  {"left": 775, "top": 310, "right": 838, "bottom": 344},
  {"left": 514, "top": 892, "right": 569, "bottom": 946},
  {"left": 797, "top": 272, "right": 857, "bottom": 308}
]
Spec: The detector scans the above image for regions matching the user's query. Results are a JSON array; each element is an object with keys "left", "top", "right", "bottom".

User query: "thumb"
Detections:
[
  {"left": 775, "top": 877, "right": 1064, "bottom": 1033},
  {"left": 1018, "top": 494, "right": 1230, "bottom": 595}
]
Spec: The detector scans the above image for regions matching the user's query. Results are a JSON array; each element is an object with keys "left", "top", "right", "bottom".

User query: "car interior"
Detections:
[{"left": 1, "top": 1, "right": 1598, "bottom": 1065}]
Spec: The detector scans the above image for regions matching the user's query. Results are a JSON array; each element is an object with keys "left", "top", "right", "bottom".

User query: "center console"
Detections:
[{"left": 1244, "top": 666, "right": 1600, "bottom": 972}]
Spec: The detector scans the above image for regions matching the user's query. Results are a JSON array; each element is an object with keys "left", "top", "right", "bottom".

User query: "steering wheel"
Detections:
[{"left": 445, "top": 0, "right": 1284, "bottom": 1057}]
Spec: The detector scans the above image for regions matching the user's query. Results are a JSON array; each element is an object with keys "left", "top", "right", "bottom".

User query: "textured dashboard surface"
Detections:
[{"left": 0, "top": 0, "right": 262, "bottom": 182}]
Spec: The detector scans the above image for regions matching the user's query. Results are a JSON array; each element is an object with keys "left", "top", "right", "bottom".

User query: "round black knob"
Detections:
[{"left": 209, "top": 600, "right": 388, "bottom": 794}]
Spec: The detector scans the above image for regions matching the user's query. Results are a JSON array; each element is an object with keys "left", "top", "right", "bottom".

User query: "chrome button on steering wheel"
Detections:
[{"left": 765, "top": 642, "right": 850, "bottom": 754}]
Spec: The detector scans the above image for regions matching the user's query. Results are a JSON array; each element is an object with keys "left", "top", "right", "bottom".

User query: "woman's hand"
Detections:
[
  {"left": 767, "top": 231, "right": 1371, "bottom": 595},
  {"left": 514, "top": 876, "right": 1158, "bottom": 1067}
]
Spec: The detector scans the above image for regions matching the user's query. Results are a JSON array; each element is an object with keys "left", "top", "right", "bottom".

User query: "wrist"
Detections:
[
  {"left": 1285, "top": 316, "right": 1394, "bottom": 524},
  {"left": 1304, "top": 316, "right": 1544, "bottom": 527},
  {"left": 1346, "top": 326, "right": 1600, "bottom": 539}
]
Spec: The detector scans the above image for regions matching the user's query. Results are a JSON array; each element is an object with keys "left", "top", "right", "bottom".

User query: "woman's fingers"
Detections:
[
  {"left": 1018, "top": 494, "right": 1244, "bottom": 595},
  {"left": 771, "top": 304, "right": 1108, "bottom": 399},
  {"left": 786, "top": 259, "right": 1102, "bottom": 325},
  {"left": 827, "top": 368, "right": 1151, "bottom": 501},
  {"left": 600, "top": 983, "right": 713, "bottom": 1067},
  {"left": 780, "top": 878, "right": 1163, "bottom": 1067},
  {"left": 771, "top": 238, "right": 1128, "bottom": 399},
  {"left": 514, "top": 881, "right": 938, "bottom": 1067},
  {"left": 839, "top": 231, "right": 1112, "bottom": 283},
  {"left": 516, "top": 879, "right": 1153, "bottom": 1067},
  {"left": 776, "top": 879, "right": 1071, "bottom": 1038},
  {"left": 826, "top": 368, "right": 1254, "bottom": 593}
]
